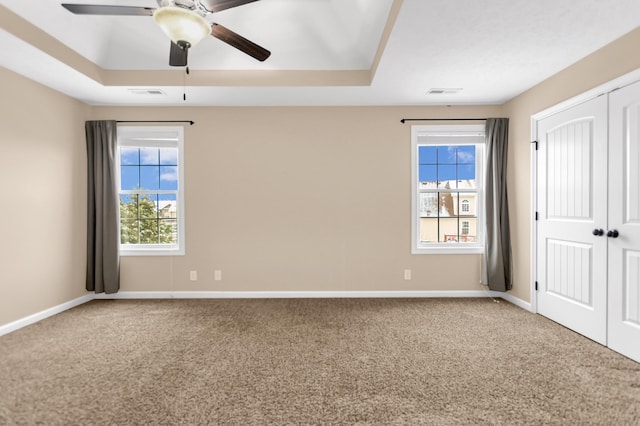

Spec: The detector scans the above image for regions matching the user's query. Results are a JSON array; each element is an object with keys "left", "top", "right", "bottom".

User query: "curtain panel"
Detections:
[
  {"left": 85, "top": 120, "right": 120, "bottom": 294},
  {"left": 483, "top": 118, "right": 512, "bottom": 292}
]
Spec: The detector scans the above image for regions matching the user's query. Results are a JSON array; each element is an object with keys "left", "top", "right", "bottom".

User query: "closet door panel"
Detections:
[
  {"left": 608, "top": 81, "right": 640, "bottom": 363},
  {"left": 536, "top": 95, "right": 608, "bottom": 345}
]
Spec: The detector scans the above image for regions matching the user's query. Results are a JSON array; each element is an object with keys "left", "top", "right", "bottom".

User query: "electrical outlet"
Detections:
[
  {"left": 189, "top": 270, "right": 198, "bottom": 281},
  {"left": 214, "top": 270, "right": 222, "bottom": 281},
  {"left": 404, "top": 269, "right": 412, "bottom": 280}
]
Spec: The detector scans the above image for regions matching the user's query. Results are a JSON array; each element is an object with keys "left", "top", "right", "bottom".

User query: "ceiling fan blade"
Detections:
[
  {"left": 61, "top": 4, "right": 155, "bottom": 16},
  {"left": 201, "top": 0, "right": 260, "bottom": 13},
  {"left": 169, "top": 42, "right": 188, "bottom": 67},
  {"left": 211, "top": 23, "right": 271, "bottom": 62}
]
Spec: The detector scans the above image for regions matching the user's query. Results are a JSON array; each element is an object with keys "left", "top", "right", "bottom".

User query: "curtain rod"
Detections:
[
  {"left": 116, "top": 120, "right": 194, "bottom": 125},
  {"left": 400, "top": 118, "right": 487, "bottom": 123}
]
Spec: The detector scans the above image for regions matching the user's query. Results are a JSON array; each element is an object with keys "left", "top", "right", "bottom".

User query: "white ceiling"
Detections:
[{"left": 2, "top": 0, "right": 640, "bottom": 106}]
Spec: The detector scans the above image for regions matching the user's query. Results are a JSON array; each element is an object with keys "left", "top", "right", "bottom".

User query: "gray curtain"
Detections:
[
  {"left": 85, "top": 121, "right": 120, "bottom": 294},
  {"left": 483, "top": 118, "right": 512, "bottom": 292}
]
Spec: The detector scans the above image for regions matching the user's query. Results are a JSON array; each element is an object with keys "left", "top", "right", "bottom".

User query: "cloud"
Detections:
[
  {"left": 137, "top": 147, "right": 178, "bottom": 166},
  {"left": 457, "top": 151, "right": 475, "bottom": 162},
  {"left": 160, "top": 148, "right": 178, "bottom": 164},
  {"left": 160, "top": 167, "right": 177, "bottom": 182},
  {"left": 140, "top": 148, "right": 158, "bottom": 164},
  {"left": 446, "top": 146, "right": 457, "bottom": 162},
  {"left": 120, "top": 146, "right": 139, "bottom": 165}
]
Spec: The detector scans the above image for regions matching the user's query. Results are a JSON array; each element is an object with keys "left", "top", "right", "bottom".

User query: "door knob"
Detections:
[
  {"left": 592, "top": 228, "right": 604, "bottom": 236},
  {"left": 607, "top": 229, "right": 619, "bottom": 238}
]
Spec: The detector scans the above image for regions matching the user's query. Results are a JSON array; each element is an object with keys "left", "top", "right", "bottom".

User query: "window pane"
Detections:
[
  {"left": 120, "top": 219, "right": 139, "bottom": 244},
  {"left": 120, "top": 147, "right": 139, "bottom": 165},
  {"left": 158, "top": 194, "right": 177, "bottom": 219},
  {"left": 120, "top": 166, "right": 139, "bottom": 190},
  {"left": 439, "top": 218, "right": 459, "bottom": 242},
  {"left": 120, "top": 194, "right": 138, "bottom": 219},
  {"left": 418, "top": 146, "right": 437, "bottom": 164},
  {"left": 458, "top": 164, "right": 476, "bottom": 188},
  {"left": 140, "top": 147, "right": 159, "bottom": 165},
  {"left": 438, "top": 165, "right": 456, "bottom": 188},
  {"left": 419, "top": 193, "right": 438, "bottom": 217},
  {"left": 438, "top": 146, "right": 457, "bottom": 164},
  {"left": 159, "top": 166, "right": 178, "bottom": 190},
  {"left": 457, "top": 146, "right": 475, "bottom": 163},
  {"left": 138, "top": 194, "right": 158, "bottom": 219},
  {"left": 458, "top": 193, "right": 476, "bottom": 216},
  {"left": 159, "top": 219, "right": 177, "bottom": 244},
  {"left": 419, "top": 165, "right": 437, "bottom": 183},
  {"left": 140, "top": 220, "right": 159, "bottom": 244},
  {"left": 140, "top": 166, "right": 160, "bottom": 190},
  {"left": 461, "top": 221, "right": 470, "bottom": 234},
  {"left": 459, "top": 219, "right": 477, "bottom": 243},
  {"left": 160, "top": 148, "right": 178, "bottom": 166},
  {"left": 419, "top": 218, "right": 438, "bottom": 243},
  {"left": 439, "top": 192, "right": 456, "bottom": 217}
]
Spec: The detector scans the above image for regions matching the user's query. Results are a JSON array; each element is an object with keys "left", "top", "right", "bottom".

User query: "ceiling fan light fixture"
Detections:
[{"left": 153, "top": 6, "right": 211, "bottom": 47}]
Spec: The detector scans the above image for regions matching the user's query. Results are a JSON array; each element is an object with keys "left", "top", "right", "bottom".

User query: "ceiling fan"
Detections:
[{"left": 61, "top": 0, "right": 271, "bottom": 67}]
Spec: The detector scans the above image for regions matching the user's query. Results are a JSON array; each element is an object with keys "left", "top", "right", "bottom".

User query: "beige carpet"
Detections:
[{"left": 0, "top": 298, "right": 639, "bottom": 425}]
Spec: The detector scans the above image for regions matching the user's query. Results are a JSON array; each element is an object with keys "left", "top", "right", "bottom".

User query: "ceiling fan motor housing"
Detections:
[{"left": 153, "top": 0, "right": 212, "bottom": 47}]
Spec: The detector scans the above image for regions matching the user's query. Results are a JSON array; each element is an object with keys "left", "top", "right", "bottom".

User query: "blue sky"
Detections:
[
  {"left": 120, "top": 146, "right": 178, "bottom": 192},
  {"left": 119, "top": 147, "right": 178, "bottom": 205},
  {"left": 418, "top": 145, "right": 475, "bottom": 182}
]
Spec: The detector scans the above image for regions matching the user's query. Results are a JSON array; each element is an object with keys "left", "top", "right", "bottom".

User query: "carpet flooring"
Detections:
[{"left": 0, "top": 298, "right": 639, "bottom": 425}]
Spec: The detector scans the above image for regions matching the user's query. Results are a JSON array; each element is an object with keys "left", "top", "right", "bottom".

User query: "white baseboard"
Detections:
[
  {"left": 95, "top": 290, "right": 500, "bottom": 299},
  {"left": 96, "top": 290, "right": 532, "bottom": 310},
  {"left": 0, "top": 294, "right": 94, "bottom": 337},
  {"left": 498, "top": 292, "right": 533, "bottom": 312},
  {"left": 1, "top": 290, "right": 533, "bottom": 336}
]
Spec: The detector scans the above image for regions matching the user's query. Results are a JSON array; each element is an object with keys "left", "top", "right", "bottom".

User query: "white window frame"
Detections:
[
  {"left": 116, "top": 126, "right": 186, "bottom": 256},
  {"left": 411, "top": 124, "right": 485, "bottom": 254}
]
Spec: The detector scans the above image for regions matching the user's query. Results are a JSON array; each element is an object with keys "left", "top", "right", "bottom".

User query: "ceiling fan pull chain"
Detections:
[{"left": 182, "top": 66, "right": 190, "bottom": 101}]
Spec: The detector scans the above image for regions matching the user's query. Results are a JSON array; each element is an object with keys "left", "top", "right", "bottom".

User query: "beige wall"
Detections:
[
  {"left": 91, "top": 106, "right": 501, "bottom": 293},
  {"left": 503, "top": 26, "right": 640, "bottom": 302},
  {"left": 0, "top": 67, "right": 90, "bottom": 326}
]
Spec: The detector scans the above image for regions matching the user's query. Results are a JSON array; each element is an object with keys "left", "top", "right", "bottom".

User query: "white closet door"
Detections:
[
  {"left": 608, "top": 81, "right": 640, "bottom": 363},
  {"left": 536, "top": 95, "right": 608, "bottom": 345}
]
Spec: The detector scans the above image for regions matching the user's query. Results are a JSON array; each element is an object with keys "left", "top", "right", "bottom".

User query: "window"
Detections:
[
  {"left": 411, "top": 125, "right": 484, "bottom": 254},
  {"left": 117, "top": 126, "right": 185, "bottom": 256},
  {"left": 461, "top": 220, "right": 470, "bottom": 235}
]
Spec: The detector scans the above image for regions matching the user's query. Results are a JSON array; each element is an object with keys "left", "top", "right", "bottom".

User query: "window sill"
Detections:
[
  {"left": 120, "top": 247, "right": 185, "bottom": 257},
  {"left": 412, "top": 246, "right": 484, "bottom": 255}
]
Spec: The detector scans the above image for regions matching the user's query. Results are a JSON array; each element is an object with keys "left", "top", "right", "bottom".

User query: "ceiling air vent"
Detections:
[
  {"left": 128, "top": 89, "right": 167, "bottom": 96},
  {"left": 427, "top": 88, "right": 463, "bottom": 95}
]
